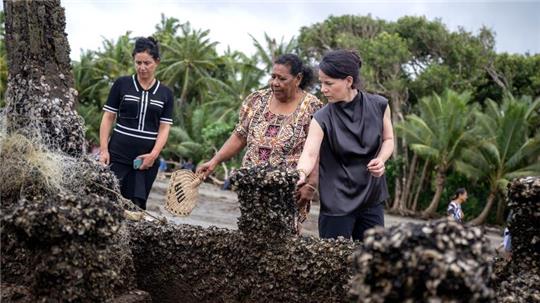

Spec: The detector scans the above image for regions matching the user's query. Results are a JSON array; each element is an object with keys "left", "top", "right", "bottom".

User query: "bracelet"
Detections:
[{"left": 297, "top": 168, "right": 308, "bottom": 178}]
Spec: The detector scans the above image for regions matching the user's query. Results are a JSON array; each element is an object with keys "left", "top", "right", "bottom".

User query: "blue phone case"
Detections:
[{"left": 133, "top": 158, "right": 143, "bottom": 169}]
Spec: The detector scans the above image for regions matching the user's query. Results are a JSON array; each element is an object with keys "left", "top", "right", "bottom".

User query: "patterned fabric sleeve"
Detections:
[
  {"left": 310, "top": 97, "right": 324, "bottom": 117},
  {"left": 234, "top": 90, "right": 262, "bottom": 139},
  {"left": 447, "top": 203, "right": 456, "bottom": 217},
  {"left": 103, "top": 78, "right": 122, "bottom": 114},
  {"left": 160, "top": 88, "right": 174, "bottom": 125}
]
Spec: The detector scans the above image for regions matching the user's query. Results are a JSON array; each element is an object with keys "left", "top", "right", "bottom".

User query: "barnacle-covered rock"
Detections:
[
  {"left": 5, "top": 72, "right": 86, "bottom": 157},
  {"left": 505, "top": 176, "right": 540, "bottom": 270},
  {"left": 129, "top": 221, "right": 356, "bottom": 303},
  {"left": 232, "top": 163, "right": 299, "bottom": 242},
  {"left": 349, "top": 219, "right": 495, "bottom": 302},
  {"left": 0, "top": 191, "right": 134, "bottom": 302},
  {"left": 129, "top": 165, "right": 358, "bottom": 302},
  {"left": 493, "top": 176, "right": 540, "bottom": 301}
]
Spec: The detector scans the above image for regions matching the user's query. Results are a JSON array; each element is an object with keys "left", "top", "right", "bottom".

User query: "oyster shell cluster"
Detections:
[
  {"left": 231, "top": 164, "right": 300, "bottom": 240},
  {"left": 1, "top": 191, "right": 133, "bottom": 302},
  {"left": 349, "top": 219, "right": 496, "bottom": 302},
  {"left": 127, "top": 164, "right": 358, "bottom": 302},
  {"left": 0, "top": 133, "right": 137, "bottom": 302},
  {"left": 493, "top": 176, "right": 540, "bottom": 302},
  {"left": 4, "top": 73, "right": 86, "bottom": 157}
]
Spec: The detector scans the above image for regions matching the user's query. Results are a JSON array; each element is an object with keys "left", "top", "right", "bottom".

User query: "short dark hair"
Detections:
[
  {"left": 274, "top": 54, "right": 314, "bottom": 90},
  {"left": 132, "top": 36, "right": 160, "bottom": 61},
  {"left": 319, "top": 49, "right": 362, "bottom": 89}
]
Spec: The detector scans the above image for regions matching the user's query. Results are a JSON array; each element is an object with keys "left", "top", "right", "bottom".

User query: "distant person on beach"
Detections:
[
  {"left": 197, "top": 54, "right": 323, "bottom": 228},
  {"left": 99, "top": 36, "right": 174, "bottom": 210},
  {"left": 296, "top": 50, "right": 394, "bottom": 241},
  {"left": 500, "top": 210, "right": 512, "bottom": 260},
  {"left": 447, "top": 188, "right": 468, "bottom": 223},
  {"left": 181, "top": 158, "right": 196, "bottom": 172}
]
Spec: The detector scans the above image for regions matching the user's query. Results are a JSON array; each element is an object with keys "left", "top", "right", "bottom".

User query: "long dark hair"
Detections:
[
  {"left": 274, "top": 54, "right": 314, "bottom": 90},
  {"left": 319, "top": 49, "right": 363, "bottom": 89}
]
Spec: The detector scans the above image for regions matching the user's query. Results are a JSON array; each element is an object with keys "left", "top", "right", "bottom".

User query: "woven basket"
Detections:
[{"left": 165, "top": 169, "right": 204, "bottom": 216}]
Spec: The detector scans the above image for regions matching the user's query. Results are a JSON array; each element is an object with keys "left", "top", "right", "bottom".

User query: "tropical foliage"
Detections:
[{"left": 1, "top": 13, "right": 539, "bottom": 225}]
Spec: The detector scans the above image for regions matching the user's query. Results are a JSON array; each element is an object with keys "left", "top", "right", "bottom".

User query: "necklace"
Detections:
[{"left": 139, "top": 78, "right": 156, "bottom": 90}]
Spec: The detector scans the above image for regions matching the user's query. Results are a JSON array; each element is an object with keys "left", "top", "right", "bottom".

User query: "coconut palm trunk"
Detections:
[
  {"left": 422, "top": 166, "right": 447, "bottom": 217},
  {"left": 411, "top": 159, "right": 430, "bottom": 211},
  {"left": 469, "top": 189, "right": 497, "bottom": 225}
]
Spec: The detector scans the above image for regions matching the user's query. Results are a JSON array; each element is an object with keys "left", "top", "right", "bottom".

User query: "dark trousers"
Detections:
[{"left": 319, "top": 202, "right": 384, "bottom": 241}]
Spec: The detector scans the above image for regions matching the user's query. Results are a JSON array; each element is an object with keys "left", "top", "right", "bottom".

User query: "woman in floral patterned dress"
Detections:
[{"left": 197, "top": 54, "right": 322, "bottom": 225}]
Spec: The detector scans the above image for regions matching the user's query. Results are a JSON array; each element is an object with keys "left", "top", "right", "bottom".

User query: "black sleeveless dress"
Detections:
[{"left": 313, "top": 91, "right": 389, "bottom": 216}]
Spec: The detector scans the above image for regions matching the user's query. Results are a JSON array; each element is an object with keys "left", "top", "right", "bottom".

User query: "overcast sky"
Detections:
[{"left": 7, "top": 1, "right": 540, "bottom": 59}]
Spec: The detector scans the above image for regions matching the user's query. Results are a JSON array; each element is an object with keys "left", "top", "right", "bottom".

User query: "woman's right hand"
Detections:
[
  {"left": 196, "top": 159, "right": 218, "bottom": 179},
  {"left": 99, "top": 150, "right": 110, "bottom": 165}
]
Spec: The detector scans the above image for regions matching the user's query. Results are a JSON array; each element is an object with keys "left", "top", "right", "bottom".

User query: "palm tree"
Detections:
[
  {"left": 456, "top": 95, "right": 540, "bottom": 224},
  {"left": 250, "top": 32, "right": 298, "bottom": 73},
  {"left": 154, "top": 14, "right": 180, "bottom": 46},
  {"left": 73, "top": 33, "right": 134, "bottom": 109},
  {"left": 203, "top": 50, "right": 264, "bottom": 123},
  {"left": 396, "top": 89, "right": 478, "bottom": 217},
  {"left": 158, "top": 21, "right": 222, "bottom": 111},
  {"left": 162, "top": 104, "right": 211, "bottom": 162}
]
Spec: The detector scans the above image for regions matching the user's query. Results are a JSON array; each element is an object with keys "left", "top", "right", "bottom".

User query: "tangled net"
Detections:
[{"left": 0, "top": 127, "right": 138, "bottom": 302}]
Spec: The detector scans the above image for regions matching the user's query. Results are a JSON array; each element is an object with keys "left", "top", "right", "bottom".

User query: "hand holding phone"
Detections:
[{"left": 133, "top": 158, "right": 143, "bottom": 170}]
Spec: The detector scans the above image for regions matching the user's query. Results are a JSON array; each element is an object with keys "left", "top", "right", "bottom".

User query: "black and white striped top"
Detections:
[
  {"left": 447, "top": 201, "right": 463, "bottom": 223},
  {"left": 103, "top": 75, "right": 174, "bottom": 141}
]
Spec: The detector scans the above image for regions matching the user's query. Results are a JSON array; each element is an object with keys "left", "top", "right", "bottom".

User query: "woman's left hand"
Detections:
[
  {"left": 295, "top": 183, "right": 316, "bottom": 209},
  {"left": 138, "top": 153, "right": 157, "bottom": 170},
  {"left": 367, "top": 157, "right": 385, "bottom": 177}
]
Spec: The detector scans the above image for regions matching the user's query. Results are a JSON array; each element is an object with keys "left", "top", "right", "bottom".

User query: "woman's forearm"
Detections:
[
  {"left": 99, "top": 112, "right": 116, "bottom": 152},
  {"left": 150, "top": 123, "right": 171, "bottom": 158},
  {"left": 297, "top": 151, "right": 318, "bottom": 179},
  {"left": 305, "top": 156, "right": 319, "bottom": 187},
  {"left": 377, "top": 105, "right": 394, "bottom": 162},
  {"left": 376, "top": 139, "right": 394, "bottom": 162},
  {"left": 297, "top": 120, "right": 324, "bottom": 179}
]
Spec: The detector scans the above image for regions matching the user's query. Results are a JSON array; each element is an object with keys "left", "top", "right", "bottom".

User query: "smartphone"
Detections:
[{"left": 133, "top": 158, "right": 143, "bottom": 169}]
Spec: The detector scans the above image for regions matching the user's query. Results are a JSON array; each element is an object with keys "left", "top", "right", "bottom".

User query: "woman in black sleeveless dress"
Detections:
[{"left": 297, "top": 50, "right": 394, "bottom": 241}]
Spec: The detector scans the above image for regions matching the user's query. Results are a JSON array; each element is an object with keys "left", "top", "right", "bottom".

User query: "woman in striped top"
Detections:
[
  {"left": 447, "top": 188, "right": 468, "bottom": 223},
  {"left": 99, "top": 37, "right": 174, "bottom": 210}
]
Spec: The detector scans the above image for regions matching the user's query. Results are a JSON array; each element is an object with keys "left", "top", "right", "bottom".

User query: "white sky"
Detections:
[{"left": 5, "top": 1, "right": 540, "bottom": 59}]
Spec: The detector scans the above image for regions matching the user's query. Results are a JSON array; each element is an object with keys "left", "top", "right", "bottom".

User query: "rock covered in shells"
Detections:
[
  {"left": 69, "top": 156, "right": 138, "bottom": 211},
  {"left": 493, "top": 255, "right": 540, "bottom": 303},
  {"left": 129, "top": 220, "right": 357, "bottom": 303},
  {"left": 4, "top": 193, "right": 121, "bottom": 245},
  {"left": 127, "top": 165, "right": 358, "bottom": 302},
  {"left": 4, "top": 72, "right": 86, "bottom": 157},
  {"left": 231, "top": 163, "right": 299, "bottom": 242},
  {"left": 493, "top": 176, "right": 540, "bottom": 302},
  {"left": 0, "top": 192, "right": 133, "bottom": 302},
  {"left": 506, "top": 176, "right": 540, "bottom": 270},
  {"left": 349, "top": 219, "right": 495, "bottom": 302}
]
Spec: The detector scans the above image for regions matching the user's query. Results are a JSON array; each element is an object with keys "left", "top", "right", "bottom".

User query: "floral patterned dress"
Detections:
[{"left": 235, "top": 88, "right": 323, "bottom": 169}]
